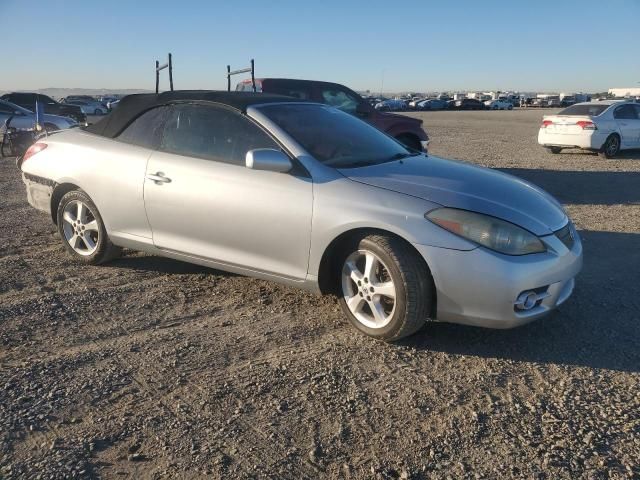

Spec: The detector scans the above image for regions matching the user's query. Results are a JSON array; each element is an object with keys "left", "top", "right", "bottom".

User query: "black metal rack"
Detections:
[
  {"left": 227, "top": 59, "right": 255, "bottom": 92},
  {"left": 155, "top": 53, "right": 174, "bottom": 94}
]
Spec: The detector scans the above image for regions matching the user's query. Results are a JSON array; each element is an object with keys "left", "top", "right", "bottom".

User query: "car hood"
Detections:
[
  {"left": 378, "top": 111, "right": 422, "bottom": 125},
  {"left": 339, "top": 155, "right": 567, "bottom": 236}
]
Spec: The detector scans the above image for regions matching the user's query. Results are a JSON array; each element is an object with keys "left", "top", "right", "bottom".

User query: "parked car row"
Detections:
[{"left": 365, "top": 96, "right": 521, "bottom": 112}]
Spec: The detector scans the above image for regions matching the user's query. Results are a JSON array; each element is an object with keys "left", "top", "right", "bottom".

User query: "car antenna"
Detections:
[
  {"left": 226, "top": 59, "right": 255, "bottom": 92},
  {"left": 155, "top": 53, "right": 174, "bottom": 94}
]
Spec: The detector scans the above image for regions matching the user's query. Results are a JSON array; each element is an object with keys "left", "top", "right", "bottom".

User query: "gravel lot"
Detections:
[{"left": 1, "top": 109, "right": 638, "bottom": 479}]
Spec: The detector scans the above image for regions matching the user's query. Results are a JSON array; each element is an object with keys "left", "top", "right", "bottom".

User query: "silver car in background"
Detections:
[
  {"left": 0, "top": 99, "right": 78, "bottom": 132},
  {"left": 65, "top": 100, "right": 108, "bottom": 115},
  {"left": 19, "top": 91, "right": 582, "bottom": 341}
]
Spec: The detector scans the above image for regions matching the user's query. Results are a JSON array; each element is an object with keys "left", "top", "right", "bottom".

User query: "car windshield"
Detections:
[
  {"left": 259, "top": 104, "right": 416, "bottom": 168},
  {"left": 558, "top": 104, "right": 609, "bottom": 116}
]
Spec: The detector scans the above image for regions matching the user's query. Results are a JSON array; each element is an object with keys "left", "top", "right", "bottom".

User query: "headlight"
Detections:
[{"left": 426, "top": 208, "right": 546, "bottom": 255}]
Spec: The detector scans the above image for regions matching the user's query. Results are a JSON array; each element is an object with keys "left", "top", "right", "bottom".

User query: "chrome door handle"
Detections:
[{"left": 146, "top": 172, "right": 171, "bottom": 184}]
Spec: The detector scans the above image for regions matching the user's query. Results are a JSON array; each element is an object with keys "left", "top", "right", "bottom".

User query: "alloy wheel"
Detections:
[
  {"left": 61, "top": 200, "right": 99, "bottom": 256},
  {"left": 341, "top": 250, "right": 397, "bottom": 329}
]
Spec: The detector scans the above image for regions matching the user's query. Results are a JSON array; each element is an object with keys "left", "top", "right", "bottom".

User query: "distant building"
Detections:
[{"left": 608, "top": 87, "right": 640, "bottom": 97}]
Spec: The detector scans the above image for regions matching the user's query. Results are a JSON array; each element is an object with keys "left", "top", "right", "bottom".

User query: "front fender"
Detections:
[{"left": 308, "top": 177, "right": 476, "bottom": 276}]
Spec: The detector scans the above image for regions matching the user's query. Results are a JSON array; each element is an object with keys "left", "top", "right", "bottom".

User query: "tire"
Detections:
[
  {"left": 56, "top": 190, "right": 121, "bottom": 265},
  {"left": 599, "top": 134, "right": 620, "bottom": 158},
  {"left": 396, "top": 134, "right": 422, "bottom": 152},
  {"left": 337, "top": 233, "right": 434, "bottom": 342},
  {"left": 508, "top": 105, "right": 513, "bottom": 110},
  {"left": 546, "top": 146, "right": 562, "bottom": 154},
  {"left": 94, "top": 108, "right": 101, "bottom": 115}
]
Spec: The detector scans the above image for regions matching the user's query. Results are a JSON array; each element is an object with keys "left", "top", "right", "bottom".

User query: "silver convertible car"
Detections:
[{"left": 20, "top": 91, "right": 582, "bottom": 341}]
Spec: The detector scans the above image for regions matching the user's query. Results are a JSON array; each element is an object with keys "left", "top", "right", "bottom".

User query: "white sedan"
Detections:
[
  {"left": 484, "top": 99, "right": 513, "bottom": 110},
  {"left": 538, "top": 100, "right": 640, "bottom": 158},
  {"left": 65, "top": 100, "right": 109, "bottom": 115}
]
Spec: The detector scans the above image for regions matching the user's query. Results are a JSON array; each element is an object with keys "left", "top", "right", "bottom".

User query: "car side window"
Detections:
[
  {"left": 266, "top": 83, "right": 310, "bottom": 100},
  {"left": 117, "top": 106, "right": 169, "bottom": 149},
  {"left": 614, "top": 104, "right": 638, "bottom": 120},
  {"left": 321, "top": 88, "right": 359, "bottom": 114},
  {"left": 0, "top": 102, "right": 14, "bottom": 114},
  {"left": 160, "top": 104, "right": 279, "bottom": 166}
]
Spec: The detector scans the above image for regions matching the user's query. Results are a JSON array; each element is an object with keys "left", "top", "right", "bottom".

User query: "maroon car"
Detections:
[{"left": 236, "top": 78, "right": 429, "bottom": 151}]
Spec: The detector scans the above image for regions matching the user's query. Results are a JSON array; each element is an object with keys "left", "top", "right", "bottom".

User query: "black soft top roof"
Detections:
[{"left": 86, "top": 90, "right": 302, "bottom": 138}]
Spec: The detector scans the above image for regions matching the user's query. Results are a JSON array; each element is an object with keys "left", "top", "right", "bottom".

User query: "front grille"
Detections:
[{"left": 555, "top": 222, "right": 575, "bottom": 250}]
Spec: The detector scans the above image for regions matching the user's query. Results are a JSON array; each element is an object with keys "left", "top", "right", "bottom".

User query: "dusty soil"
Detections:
[{"left": 1, "top": 109, "right": 638, "bottom": 479}]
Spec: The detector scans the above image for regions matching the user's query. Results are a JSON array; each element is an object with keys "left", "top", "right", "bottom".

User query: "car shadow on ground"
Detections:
[
  {"left": 107, "top": 254, "right": 234, "bottom": 277},
  {"left": 404, "top": 230, "right": 640, "bottom": 373},
  {"left": 499, "top": 168, "right": 640, "bottom": 205}
]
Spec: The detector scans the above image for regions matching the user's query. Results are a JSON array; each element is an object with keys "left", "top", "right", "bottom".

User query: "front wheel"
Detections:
[
  {"left": 94, "top": 108, "right": 101, "bottom": 115},
  {"left": 546, "top": 146, "right": 562, "bottom": 154},
  {"left": 338, "top": 233, "right": 434, "bottom": 341},
  {"left": 599, "top": 134, "right": 620, "bottom": 158},
  {"left": 56, "top": 190, "right": 121, "bottom": 264}
]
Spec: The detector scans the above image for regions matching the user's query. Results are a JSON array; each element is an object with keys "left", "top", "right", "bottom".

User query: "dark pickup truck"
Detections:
[
  {"left": 236, "top": 78, "right": 429, "bottom": 151},
  {"left": 0, "top": 92, "right": 87, "bottom": 125}
]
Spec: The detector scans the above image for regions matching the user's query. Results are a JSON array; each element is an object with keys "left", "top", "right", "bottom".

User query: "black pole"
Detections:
[
  {"left": 251, "top": 59, "right": 256, "bottom": 92},
  {"left": 227, "top": 65, "right": 231, "bottom": 92},
  {"left": 168, "top": 53, "right": 174, "bottom": 91},
  {"left": 155, "top": 60, "right": 159, "bottom": 94}
]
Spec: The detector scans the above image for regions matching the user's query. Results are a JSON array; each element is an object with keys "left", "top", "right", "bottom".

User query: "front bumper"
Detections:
[{"left": 413, "top": 225, "right": 583, "bottom": 329}]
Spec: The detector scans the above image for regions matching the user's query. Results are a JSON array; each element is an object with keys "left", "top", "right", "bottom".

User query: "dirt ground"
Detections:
[{"left": 1, "top": 109, "right": 638, "bottom": 479}]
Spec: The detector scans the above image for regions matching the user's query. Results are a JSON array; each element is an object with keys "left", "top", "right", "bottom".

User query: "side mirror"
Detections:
[{"left": 246, "top": 149, "right": 292, "bottom": 173}]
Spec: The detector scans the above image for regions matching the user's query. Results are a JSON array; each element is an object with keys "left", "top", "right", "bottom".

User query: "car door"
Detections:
[
  {"left": 613, "top": 104, "right": 640, "bottom": 148},
  {"left": 143, "top": 103, "right": 313, "bottom": 280}
]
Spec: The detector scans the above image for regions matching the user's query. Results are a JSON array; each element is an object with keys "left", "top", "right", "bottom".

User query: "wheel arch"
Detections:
[
  {"left": 316, "top": 227, "right": 437, "bottom": 316},
  {"left": 599, "top": 132, "right": 621, "bottom": 155},
  {"left": 50, "top": 182, "right": 82, "bottom": 224}
]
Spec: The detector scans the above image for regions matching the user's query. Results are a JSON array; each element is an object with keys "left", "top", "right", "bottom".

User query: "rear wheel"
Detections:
[
  {"left": 599, "top": 134, "right": 620, "bottom": 158},
  {"left": 338, "top": 233, "right": 434, "bottom": 341},
  {"left": 546, "top": 146, "right": 562, "bottom": 154},
  {"left": 56, "top": 190, "right": 121, "bottom": 264}
]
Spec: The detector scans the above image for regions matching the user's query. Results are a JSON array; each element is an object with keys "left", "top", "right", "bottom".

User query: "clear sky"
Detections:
[{"left": 2, "top": 0, "right": 639, "bottom": 93}]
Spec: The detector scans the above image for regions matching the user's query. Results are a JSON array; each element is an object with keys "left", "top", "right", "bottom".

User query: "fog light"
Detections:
[{"left": 514, "top": 291, "right": 539, "bottom": 311}]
